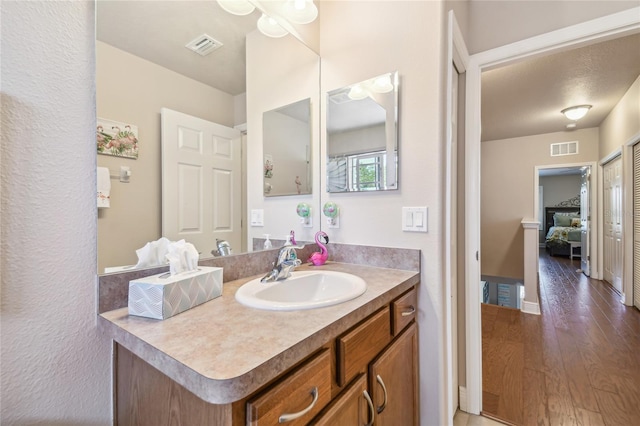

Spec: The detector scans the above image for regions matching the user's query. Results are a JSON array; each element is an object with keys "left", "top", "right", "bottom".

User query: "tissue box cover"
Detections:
[{"left": 128, "top": 267, "right": 223, "bottom": 320}]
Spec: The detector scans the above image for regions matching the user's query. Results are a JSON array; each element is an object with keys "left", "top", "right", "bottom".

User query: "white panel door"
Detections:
[
  {"left": 580, "top": 167, "right": 590, "bottom": 276},
  {"left": 603, "top": 156, "right": 623, "bottom": 292},
  {"left": 161, "top": 108, "right": 241, "bottom": 257}
]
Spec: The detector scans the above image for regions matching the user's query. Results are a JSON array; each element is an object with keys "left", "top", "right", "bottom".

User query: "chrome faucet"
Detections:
[{"left": 261, "top": 245, "right": 304, "bottom": 283}]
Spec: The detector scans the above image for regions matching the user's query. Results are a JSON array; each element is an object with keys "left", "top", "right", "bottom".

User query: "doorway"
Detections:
[{"left": 462, "top": 12, "right": 640, "bottom": 415}]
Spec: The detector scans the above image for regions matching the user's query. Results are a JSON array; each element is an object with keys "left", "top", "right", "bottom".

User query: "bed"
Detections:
[{"left": 544, "top": 206, "right": 581, "bottom": 257}]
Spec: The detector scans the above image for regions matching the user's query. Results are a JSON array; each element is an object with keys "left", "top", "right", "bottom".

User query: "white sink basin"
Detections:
[{"left": 235, "top": 270, "right": 367, "bottom": 311}]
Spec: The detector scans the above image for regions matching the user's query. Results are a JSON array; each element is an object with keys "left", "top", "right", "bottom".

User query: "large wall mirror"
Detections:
[
  {"left": 96, "top": 1, "right": 320, "bottom": 274},
  {"left": 326, "top": 71, "right": 399, "bottom": 192}
]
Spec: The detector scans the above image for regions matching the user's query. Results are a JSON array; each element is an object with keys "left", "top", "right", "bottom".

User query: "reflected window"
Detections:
[{"left": 348, "top": 151, "right": 386, "bottom": 191}]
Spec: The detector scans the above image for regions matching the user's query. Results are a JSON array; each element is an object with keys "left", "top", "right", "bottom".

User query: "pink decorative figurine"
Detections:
[{"left": 308, "top": 231, "right": 329, "bottom": 266}]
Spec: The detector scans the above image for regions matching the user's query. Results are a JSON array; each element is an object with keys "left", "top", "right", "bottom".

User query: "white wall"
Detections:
[
  {"left": 599, "top": 74, "right": 640, "bottom": 158},
  {"left": 467, "top": 0, "right": 637, "bottom": 53},
  {"left": 246, "top": 30, "right": 321, "bottom": 245},
  {"left": 1, "top": 1, "right": 111, "bottom": 424},
  {"left": 319, "top": 1, "right": 446, "bottom": 424}
]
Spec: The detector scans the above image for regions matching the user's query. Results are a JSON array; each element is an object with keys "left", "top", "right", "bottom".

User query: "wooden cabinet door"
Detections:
[
  {"left": 369, "top": 323, "right": 418, "bottom": 426},
  {"left": 310, "top": 374, "right": 374, "bottom": 426}
]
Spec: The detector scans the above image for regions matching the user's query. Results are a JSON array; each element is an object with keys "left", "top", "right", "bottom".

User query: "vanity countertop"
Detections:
[{"left": 98, "top": 261, "right": 419, "bottom": 405}]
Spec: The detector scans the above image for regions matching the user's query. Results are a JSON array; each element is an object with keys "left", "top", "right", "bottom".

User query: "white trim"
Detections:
[
  {"left": 622, "top": 134, "right": 640, "bottom": 306},
  {"left": 445, "top": 10, "right": 469, "bottom": 422},
  {"left": 458, "top": 386, "right": 468, "bottom": 413},
  {"left": 600, "top": 148, "right": 622, "bottom": 166},
  {"left": 464, "top": 7, "right": 640, "bottom": 415},
  {"left": 521, "top": 299, "right": 541, "bottom": 315}
]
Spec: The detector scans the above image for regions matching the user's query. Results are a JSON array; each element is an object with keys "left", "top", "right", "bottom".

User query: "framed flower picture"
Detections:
[{"left": 97, "top": 118, "right": 139, "bottom": 159}]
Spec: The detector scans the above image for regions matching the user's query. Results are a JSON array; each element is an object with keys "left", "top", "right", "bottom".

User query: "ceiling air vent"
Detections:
[
  {"left": 550, "top": 141, "right": 578, "bottom": 157},
  {"left": 185, "top": 34, "right": 223, "bottom": 56}
]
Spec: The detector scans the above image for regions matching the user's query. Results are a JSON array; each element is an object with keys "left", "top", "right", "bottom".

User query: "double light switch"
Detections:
[{"left": 402, "top": 207, "right": 428, "bottom": 232}]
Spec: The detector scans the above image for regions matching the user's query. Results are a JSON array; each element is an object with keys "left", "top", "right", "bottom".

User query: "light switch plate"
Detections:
[
  {"left": 402, "top": 207, "right": 428, "bottom": 232},
  {"left": 250, "top": 209, "right": 264, "bottom": 227}
]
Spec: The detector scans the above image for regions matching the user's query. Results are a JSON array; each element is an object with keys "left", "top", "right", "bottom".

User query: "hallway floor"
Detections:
[{"left": 481, "top": 250, "right": 640, "bottom": 425}]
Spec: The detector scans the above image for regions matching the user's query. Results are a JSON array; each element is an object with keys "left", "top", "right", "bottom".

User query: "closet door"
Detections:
[
  {"left": 634, "top": 143, "right": 640, "bottom": 309},
  {"left": 603, "top": 156, "right": 623, "bottom": 293}
]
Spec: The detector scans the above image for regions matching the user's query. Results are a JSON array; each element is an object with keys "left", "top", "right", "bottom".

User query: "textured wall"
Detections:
[{"left": 1, "top": 1, "right": 111, "bottom": 424}]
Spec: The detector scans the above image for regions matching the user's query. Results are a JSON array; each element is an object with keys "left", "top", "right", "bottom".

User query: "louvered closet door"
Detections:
[{"left": 634, "top": 143, "right": 640, "bottom": 309}]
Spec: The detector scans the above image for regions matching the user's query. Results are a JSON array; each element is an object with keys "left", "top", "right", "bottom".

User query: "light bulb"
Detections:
[
  {"left": 257, "top": 14, "right": 288, "bottom": 38},
  {"left": 561, "top": 105, "right": 591, "bottom": 121},
  {"left": 283, "top": 0, "right": 318, "bottom": 24},
  {"left": 348, "top": 84, "right": 369, "bottom": 100},
  {"left": 217, "top": 0, "right": 255, "bottom": 16},
  {"left": 371, "top": 74, "right": 393, "bottom": 93}
]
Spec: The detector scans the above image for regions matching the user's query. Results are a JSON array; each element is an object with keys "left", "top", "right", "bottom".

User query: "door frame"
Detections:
[
  {"left": 627, "top": 135, "right": 640, "bottom": 307},
  {"left": 445, "top": 10, "right": 469, "bottom": 420},
  {"left": 463, "top": 7, "right": 640, "bottom": 415}
]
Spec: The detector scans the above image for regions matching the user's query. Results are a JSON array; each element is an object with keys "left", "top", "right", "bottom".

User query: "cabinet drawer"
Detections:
[
  {"left": 391, "top": 287, "right": 417, "bottom": 336},
  {"left": 336, "top": 307, "right": 391, "bottom": 386},
  {"left": 246, "top": 349, "right": 332, "bottom": 425}
]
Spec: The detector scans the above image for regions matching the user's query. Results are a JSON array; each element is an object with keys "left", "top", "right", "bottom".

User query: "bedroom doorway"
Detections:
[{"left": 535, "top": 163, "right": 595, "bottom": 276}]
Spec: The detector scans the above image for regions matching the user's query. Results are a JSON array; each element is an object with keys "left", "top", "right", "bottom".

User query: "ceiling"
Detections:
[
  {"left": 481, "top": 33, "right": 640, "bottom": 142},
  {"left": 97, "top": 2, "right": 640, "bottom": 144},
  {"left": 96, "top": 0, "right": 257, "bottom": 96}
]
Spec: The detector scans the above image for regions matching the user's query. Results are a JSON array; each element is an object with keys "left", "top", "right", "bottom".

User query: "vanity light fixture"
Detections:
[
  {"left": 217, "top": 0, "right": 255, "bottom": 16},
  {"left": 257, "top": 14, "right": 288, "bottom": 38},
  {"left": 347, "top": 73, "right": 395, "bottom": 100},
  {"left": 561, "top": 105, "right": 592, "bottom": 121},
  {"left": 217, "top": 0, "right": 318, "bottom": 39}
]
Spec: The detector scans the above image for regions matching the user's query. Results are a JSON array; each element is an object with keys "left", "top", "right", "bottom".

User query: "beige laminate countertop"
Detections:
[{"left": 98, "top": 262, "right": 419, "bottom": 405}]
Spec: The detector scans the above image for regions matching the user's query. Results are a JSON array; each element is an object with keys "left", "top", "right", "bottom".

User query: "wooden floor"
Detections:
[{"left": 481, "top": 250, "right": 640, "bottom": 426}]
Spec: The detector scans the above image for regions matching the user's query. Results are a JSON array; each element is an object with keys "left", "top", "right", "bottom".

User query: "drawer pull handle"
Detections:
[
  {"left": 278, "top": 386, "right": 318, "bottom": 423},
  {"left": 363, "top": 390, "right": 375, "bottom": 426},
  {"left": 376, "top": 375, "right": 388, "bottom": 414},
  {"left": 401, "top": 305, "right": 416, "bottom": 317}
]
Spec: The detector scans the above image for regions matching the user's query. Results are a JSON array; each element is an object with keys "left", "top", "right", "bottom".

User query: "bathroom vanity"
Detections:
[{"left": 99, "top": 261, "right": 419, "bottom": 425}]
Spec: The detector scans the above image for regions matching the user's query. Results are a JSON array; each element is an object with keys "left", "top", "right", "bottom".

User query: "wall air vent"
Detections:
[
  {"left": 185, "top": 34, "right": 223, "bottom": 56},
  {"left": 550, "top": 141, "right": 578, "bottom": 157},
  {"left": 329, "top": 91, "right": 352, "bottom": 104}
]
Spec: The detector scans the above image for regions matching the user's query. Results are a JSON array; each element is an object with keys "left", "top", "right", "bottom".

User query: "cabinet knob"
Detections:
[{"left": 278, "top": 386, "right": 318, "bottom": 423}]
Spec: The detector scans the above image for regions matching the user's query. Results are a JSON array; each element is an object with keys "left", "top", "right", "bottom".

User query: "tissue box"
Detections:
[{"left": 128, "top": 267, "right": 223, "bottom": 320}]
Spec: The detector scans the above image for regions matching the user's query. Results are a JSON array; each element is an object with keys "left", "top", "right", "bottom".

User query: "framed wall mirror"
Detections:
[
  {"left": 326, "top": 71, "right": 399, "bottom": 193},
  {"left": 96, "top": 1, "right": 320, "bottom": 274},
  {"left": 263, "top": 98, "right": 312, "bottom": 197}
]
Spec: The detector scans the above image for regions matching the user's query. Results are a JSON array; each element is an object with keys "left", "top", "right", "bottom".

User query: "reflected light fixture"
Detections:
[
  {"left": 561, "top": 105, "right": 592, "bottom": 121},
  {"left": 217, "top": 0, "right": 318, "bottom": 38},
  {"left": 257, "top": 14, "right": 288, "bottom": 38},
  {"left": 283, "top": 0, "right": 318, "bottom": 24},
  {"left": 217, "top": 0, "right": 255, "bottom": 16},
  {"left": 348, "top": 84, "right": 369, "bottom": 100}
]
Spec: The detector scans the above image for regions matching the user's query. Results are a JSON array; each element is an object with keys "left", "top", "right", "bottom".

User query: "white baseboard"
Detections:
[
  {"left": 459, "top": 386, "right": 468, "bottom": 412},
  {"left": 521, "top": 298, "right": 541, "bottom": 315}
]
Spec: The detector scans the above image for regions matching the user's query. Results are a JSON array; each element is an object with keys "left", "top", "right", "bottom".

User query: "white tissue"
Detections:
[
  {"left": 165, "top": 239, "right": 200, "bottom": 275},
  {"left": 134, "top": 237, "right": 171, "bottom": 269}
]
